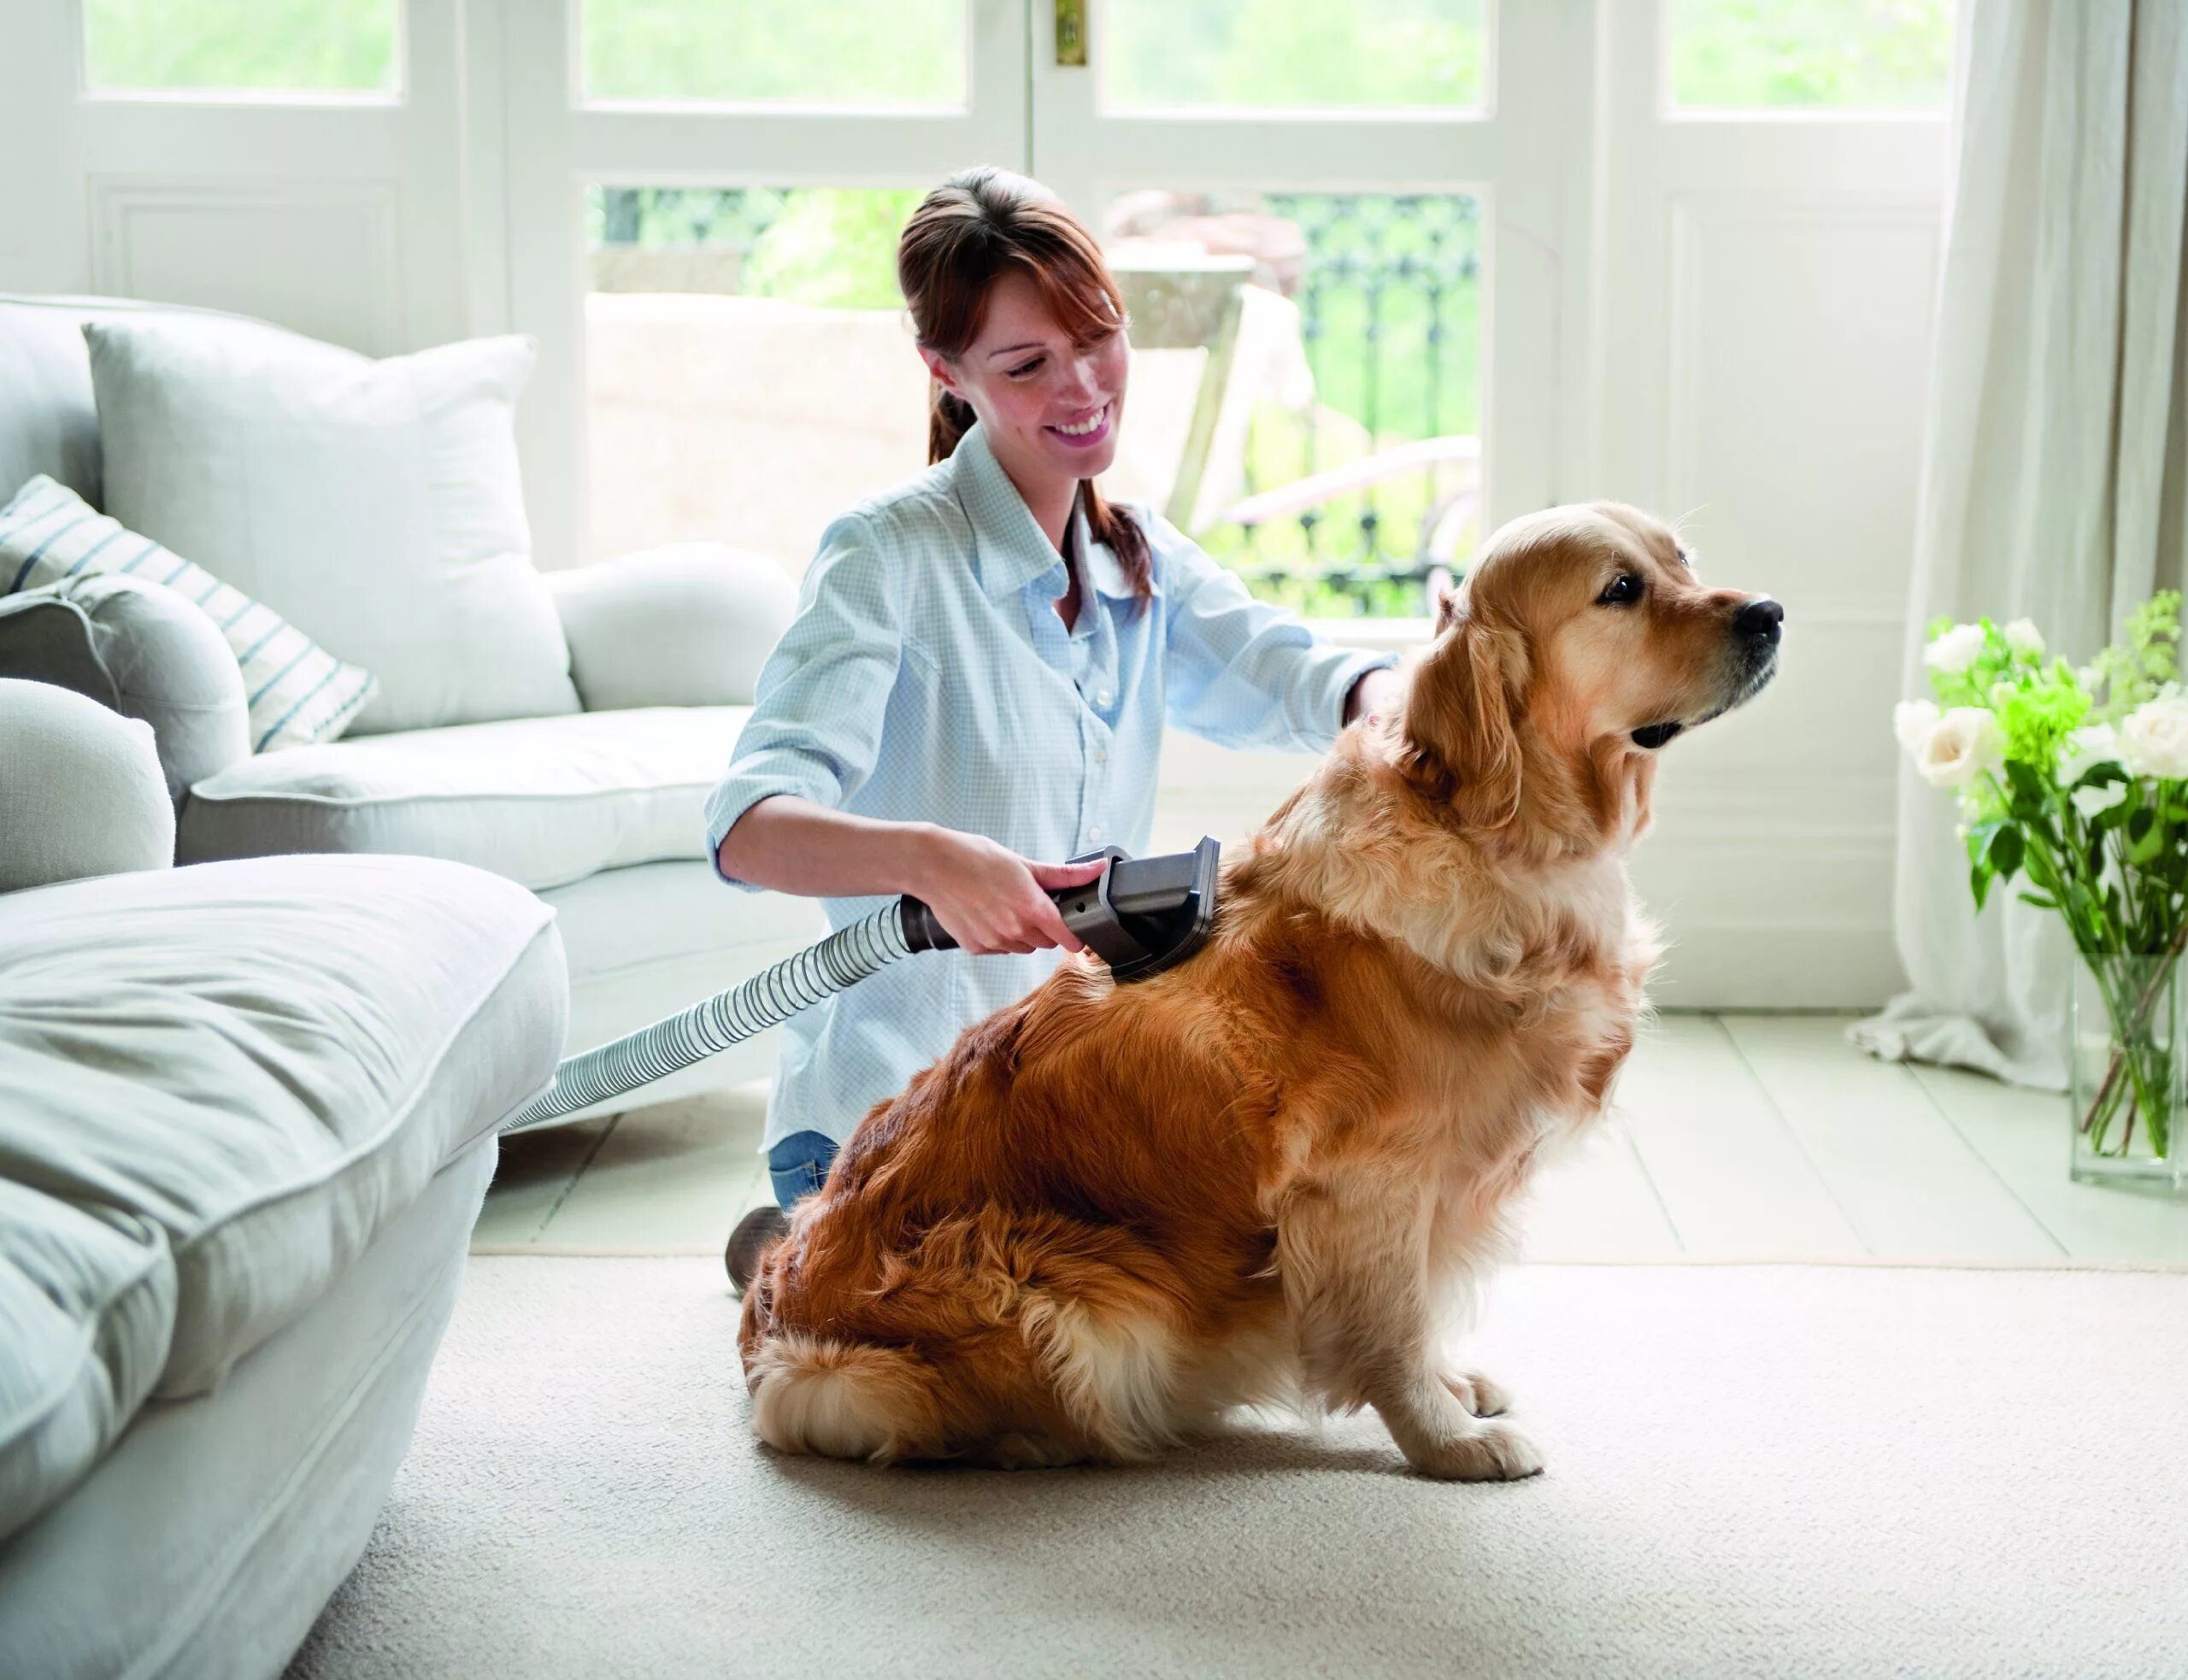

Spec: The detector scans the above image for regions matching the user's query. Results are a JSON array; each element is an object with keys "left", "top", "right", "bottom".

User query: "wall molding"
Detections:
[{"left": 88, "top": 174, "right": 405, "bottom": 351}]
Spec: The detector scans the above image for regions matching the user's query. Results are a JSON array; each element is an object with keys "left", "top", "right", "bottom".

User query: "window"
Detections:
[
  {"left": 1101, "top": 0, "right": 1486, "bottom": 113},
  {"left": 1099, "top": 190, "right": 1481, "bottom": 618},
  {"left": 81, "top": 0, "right": 401, "bottom": 96},
  {"left": 1668, "top": 0, "right": 1956, "bottom": 111},
  {"left": 584, "top": 186, "right": 932, "bottom": 566},
  {"left": 579, "top": 0, "right": 966, "bottom": 109}
]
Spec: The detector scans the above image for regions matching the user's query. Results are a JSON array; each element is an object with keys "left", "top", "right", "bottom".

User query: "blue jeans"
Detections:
[{"left": 768, "top": 1131, "right": 840, "bottom": 1211}]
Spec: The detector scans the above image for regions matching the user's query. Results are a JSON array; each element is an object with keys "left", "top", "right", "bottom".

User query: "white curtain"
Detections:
[{"left": 1851, "top": 0, "right": 2188, "bottom": 1087}]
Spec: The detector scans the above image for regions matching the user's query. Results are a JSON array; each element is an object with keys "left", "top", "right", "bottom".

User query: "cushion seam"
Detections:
[{"left": 186, "top": 781, "right": 717, "bottom": 809}]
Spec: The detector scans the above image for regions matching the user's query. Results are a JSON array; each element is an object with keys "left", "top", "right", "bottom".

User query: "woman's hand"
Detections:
[{"left": 912, "top": 828, "right": 1110, "bottom": 956}]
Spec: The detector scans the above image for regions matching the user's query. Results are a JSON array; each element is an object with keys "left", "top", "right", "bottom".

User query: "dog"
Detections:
[{"left": 738, "top": 502, "right": 1781, "bottom": 1479}]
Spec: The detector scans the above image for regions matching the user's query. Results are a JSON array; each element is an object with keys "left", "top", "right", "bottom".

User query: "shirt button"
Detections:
[
  {"left": 1094, "top": 746, "right": 1109, "bottom": 763},
  {"left": 1095, "top": 690, "right": 1113, "bottom": 708},
  {"left": 1088, "top": 824, "right": 1105, "bottom": 843}
]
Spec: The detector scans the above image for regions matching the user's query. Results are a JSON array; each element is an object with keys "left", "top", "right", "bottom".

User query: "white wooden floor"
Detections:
[{"left": 472, "top": 1013, "right": 2188, "bottom": 1266}]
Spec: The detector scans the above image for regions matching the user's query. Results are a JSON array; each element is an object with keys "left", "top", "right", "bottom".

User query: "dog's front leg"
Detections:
[{"left": 1278, "top": 1175, "right": 1542, "bottom": 1482}]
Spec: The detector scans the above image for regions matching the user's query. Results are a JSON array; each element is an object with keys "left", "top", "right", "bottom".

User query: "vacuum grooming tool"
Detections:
[{"left": 502, "top": 837, "right": 1220, "bottom": 1132}]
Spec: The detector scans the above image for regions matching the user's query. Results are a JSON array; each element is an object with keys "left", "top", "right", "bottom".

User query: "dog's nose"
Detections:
[{"left": 1733, "top": 597, "right": 1784, "bottom": 645}]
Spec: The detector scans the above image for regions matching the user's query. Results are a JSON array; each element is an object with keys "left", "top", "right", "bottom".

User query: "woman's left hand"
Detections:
[{"left": 1345, "top": 667, "right": 1403, "bottom": 728}]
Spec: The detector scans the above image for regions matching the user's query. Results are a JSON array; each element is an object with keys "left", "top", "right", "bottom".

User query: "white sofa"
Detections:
[
  {"left": 0, "top": 294, "right": 829, "bottom": 1124},
  {"left": 0, "top": 678, "right": 568, "bottom": 1677}
]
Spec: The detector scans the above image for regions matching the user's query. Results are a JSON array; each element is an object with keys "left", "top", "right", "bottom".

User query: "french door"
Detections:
[{"left": 0, "top": 0, "right": 1955, "bottom": 1007}]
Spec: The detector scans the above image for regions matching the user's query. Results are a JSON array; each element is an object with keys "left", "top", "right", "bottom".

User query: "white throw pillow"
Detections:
[
  {"left": 1, "top": 476, "right": 375, "bottom": 752},
  {"left": 85, "top": 317, "right": 580, "bottom": 736}
]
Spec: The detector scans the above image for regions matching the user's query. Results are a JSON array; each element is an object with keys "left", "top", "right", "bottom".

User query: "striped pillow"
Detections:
[{"left": 0, "top": 476, "right": 376, "bottom": 752}]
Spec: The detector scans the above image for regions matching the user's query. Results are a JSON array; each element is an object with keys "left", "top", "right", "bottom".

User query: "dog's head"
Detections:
[{"left": 1397, "top": 502, "right": 1781, "bottom": 843}]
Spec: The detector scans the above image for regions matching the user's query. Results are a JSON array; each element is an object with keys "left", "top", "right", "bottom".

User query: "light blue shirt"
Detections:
[{"left": 704, "top": 422, "right": 1395, "bottom": 1153}]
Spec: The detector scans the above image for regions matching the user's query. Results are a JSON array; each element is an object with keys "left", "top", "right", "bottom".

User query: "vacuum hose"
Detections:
[{"left": 500, "top": 837, "right": 1220, "bottom": 1134}]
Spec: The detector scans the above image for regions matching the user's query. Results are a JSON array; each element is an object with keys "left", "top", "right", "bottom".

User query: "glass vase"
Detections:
[{"left": 2069, "top": 954, "right": 2188, "bottom": 1191}]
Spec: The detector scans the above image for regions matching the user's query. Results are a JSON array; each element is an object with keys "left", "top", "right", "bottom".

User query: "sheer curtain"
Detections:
[{"left": 1850, "top": 0, "right": 2188, "bottom": 1086}]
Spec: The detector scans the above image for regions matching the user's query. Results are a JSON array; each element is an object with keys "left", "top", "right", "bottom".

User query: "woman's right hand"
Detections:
[{"left": 912, "top": 828, "right": 1110, "bottom": 956}]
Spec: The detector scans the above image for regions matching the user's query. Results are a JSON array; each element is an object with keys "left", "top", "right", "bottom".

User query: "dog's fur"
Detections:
[{"left": 738, "top": 502, "right": 1779, "bottom": 1479}]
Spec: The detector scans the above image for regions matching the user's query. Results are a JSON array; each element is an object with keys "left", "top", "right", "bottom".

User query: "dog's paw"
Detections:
[
  {"left": 1440, "top": 1369, "right": 1512, "bottom": 1417},
  {"left": 1406, "top": 1421, "right": 1544, "bottom": 1483}
]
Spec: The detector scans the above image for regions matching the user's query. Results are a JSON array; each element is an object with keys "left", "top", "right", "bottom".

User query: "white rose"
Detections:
[
  {"left": 2072, "top": 780, "right": 2128, "bottom": 821},
  {"left": 1914, "top": 707, "right": 2003, "bottom": 789},
  {"left": 2003, "top": 618, "right": 2045, "bottom": 660},
  {"left": 2120, "top": 699, "right": 2188, "bottom": 780},
  {"left": 1893, "top": 699, "right": 1941, "bottom": 753},
  {"left": 1925, "top": 623, "right": 1988, "bottom": 675},
  {"left": 2056, "top": 723, "right": 2122, "bottom": 787}
]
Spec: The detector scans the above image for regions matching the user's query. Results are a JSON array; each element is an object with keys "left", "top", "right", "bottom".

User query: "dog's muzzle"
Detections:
[{"left": 1631, "top": 595, "right": 1785, "bottom": 749}]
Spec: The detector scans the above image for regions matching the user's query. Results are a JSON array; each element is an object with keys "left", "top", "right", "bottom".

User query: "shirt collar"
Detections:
[{"left": 953, "top": 422, "right": 1157, "bottom": 603}]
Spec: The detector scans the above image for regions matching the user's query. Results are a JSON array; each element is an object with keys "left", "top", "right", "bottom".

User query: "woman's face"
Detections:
[{"left": 922, "top": 269, "right": 1131, "bottom": 490}]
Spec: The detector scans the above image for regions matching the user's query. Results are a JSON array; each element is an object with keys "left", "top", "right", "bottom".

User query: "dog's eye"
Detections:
[{"left": 1597, "top": 574, "right": 1644, "bottom": 606}]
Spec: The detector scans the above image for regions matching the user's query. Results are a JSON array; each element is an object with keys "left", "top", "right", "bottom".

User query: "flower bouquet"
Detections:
[{"left": 1895, "top": 593, "right": 2188, "bottom": 1190}]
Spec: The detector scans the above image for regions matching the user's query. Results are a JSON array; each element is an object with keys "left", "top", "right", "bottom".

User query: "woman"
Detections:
[{"left": 710, "top": 167, "right": 1401, "bottom": 1287}]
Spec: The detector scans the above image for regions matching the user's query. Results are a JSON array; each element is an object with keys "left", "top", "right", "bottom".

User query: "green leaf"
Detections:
[
  {"left": 1989, "top": 825, "right": 2024, "bottom": 879},
  {"left": 2018, "top": 891, "right": 2060, "bottom": 910},
  {"left": 2005, "top": 759, "right": 2046, "bottom": 805},
  {"left": 1970, "top": 862, "right": 1992, "bottom": 913}
]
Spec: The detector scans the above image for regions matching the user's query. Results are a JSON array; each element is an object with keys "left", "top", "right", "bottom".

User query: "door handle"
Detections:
[{"left": 1055, "top": 0, "right": 1088, "bottom": 67}]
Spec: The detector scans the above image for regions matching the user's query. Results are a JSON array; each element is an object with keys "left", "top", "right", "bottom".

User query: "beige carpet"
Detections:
[{"left": 288, "top": 1257, "right": 2188, "bottom": 1679}]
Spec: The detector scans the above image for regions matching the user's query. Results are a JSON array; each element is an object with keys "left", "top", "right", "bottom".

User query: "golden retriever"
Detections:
[{"left": 738, "top": 501, "right": 1781, "bottom": 1479}]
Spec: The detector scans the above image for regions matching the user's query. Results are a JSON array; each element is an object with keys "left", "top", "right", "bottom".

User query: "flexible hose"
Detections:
[{"left": 501, "top": 901, "right": 915, "bottom": 1132}]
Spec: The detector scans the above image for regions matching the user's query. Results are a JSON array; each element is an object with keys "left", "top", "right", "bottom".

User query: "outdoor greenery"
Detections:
[
  {"left": 1103, "top": 0, "right": 1483, "bottom": 109},
  {"left": 585, "top": 0, "right": 962, "bottom": 106},
  {"left": 1671, "top": 0, "right": 1954, "bottom": 109},
  {"left": 84, "top": 0, "right": 397, "bottom": 91}
]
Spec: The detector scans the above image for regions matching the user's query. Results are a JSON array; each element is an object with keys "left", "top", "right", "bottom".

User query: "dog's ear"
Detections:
[
  {"left": 1426, "top": 566, "right": 1460, "bottom": 633},
  {"left": 1397, "top": 608, "right": 1524, "bottom": 828}
]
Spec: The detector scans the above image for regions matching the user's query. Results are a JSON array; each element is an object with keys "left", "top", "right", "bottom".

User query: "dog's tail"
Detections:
[{"left": 742, "top": 1331, "right": 946, "bottom": 1464}]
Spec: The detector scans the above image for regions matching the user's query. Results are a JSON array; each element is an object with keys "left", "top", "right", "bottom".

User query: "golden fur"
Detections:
[{"left": 738, "top": 501, "right": 1780, "bottom": 1479}]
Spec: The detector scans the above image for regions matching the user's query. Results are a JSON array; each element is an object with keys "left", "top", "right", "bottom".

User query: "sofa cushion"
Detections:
[
  {"left": 84, "top": 314, "right": 580, "bottom": 737},
  {"left": 2, "top": 475, "right": 378, "bottom": 751},
  {"left": 178, "top": 705, "right": 745, "bottom": 891},
  {"left": 0, "top": 854, "right": 563, "bottom": 1544},
  {"left": 0, "top": 677, "right": 173, "bottom": 893}
]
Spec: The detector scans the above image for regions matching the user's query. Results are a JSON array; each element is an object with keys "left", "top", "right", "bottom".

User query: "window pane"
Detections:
[
  {"left": 1103, "top": 0, "right": 1485, "bottom": 112},
  {"left": 1669, "top": 0, "right": 1955, "bottom": 109},
  {"left": 82, "top": 0, "right": 397, "bottom": 94},
  {"left": 1101, "top": 191, "right": 1481, "bottom": 618},
  {"left": 585, "top": 186, "right": 932, "bottom": 567},
  {"left": 582, "top": 0, "right": 963, "bottom": 108}
]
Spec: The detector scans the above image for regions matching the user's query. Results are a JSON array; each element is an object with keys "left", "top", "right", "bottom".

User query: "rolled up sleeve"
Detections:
[
  {"left": 1157, "top": 520, "right": 1397, "bottom": 753},
  {"left": 703, "top": 514, "right": 903, "bottom": 890}
]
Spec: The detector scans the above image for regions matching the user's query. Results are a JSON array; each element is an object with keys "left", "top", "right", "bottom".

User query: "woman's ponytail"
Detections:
[
  {"left": 928, "top": 386, "right": 976, "bottom": 465},
  {"left": 1082, "top": 483, "right": 1150, "bottom": 596}
]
